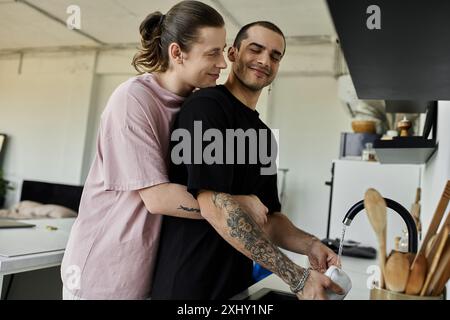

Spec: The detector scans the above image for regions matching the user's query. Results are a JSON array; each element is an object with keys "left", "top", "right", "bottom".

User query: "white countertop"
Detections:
[{"left": 0, "top": 218, "right": 75, "bottom": 275}]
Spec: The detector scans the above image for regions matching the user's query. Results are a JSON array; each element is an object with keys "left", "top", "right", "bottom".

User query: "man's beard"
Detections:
[{"left": 234, "top": 62, "right": 272, "bottom": 91}]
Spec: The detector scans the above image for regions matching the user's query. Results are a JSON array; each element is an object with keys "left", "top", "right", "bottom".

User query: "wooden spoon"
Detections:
[
  {"left": 405, "top": 253, "right": 427, "bottom": 295},
  {"left": 410, "top": 188, "right": 422, "bottom": 239},
  {"left": 364, "top": 188, "right": 387, "bottom": 288},
  {"left": 385, "top": 250, "right": 411, "bottom": 292}
]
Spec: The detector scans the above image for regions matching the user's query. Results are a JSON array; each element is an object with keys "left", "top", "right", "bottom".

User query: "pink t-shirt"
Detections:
[{"left": 61, "top": 73, "right": 184, "bottom": 299}]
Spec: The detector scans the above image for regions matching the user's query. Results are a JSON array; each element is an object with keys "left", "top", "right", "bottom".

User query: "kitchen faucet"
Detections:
[{"left": 342, "top": 198, "right": 418, "bottom": 253}]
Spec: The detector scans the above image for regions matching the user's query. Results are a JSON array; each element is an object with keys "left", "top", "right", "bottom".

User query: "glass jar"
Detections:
[{"left": 362, "top": 142, "right": 377, "bottom": 161}]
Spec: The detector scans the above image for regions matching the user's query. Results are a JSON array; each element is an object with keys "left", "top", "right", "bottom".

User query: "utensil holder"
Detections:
[{"left": 370, "top": 287, "right": 445, "bottom": 300}]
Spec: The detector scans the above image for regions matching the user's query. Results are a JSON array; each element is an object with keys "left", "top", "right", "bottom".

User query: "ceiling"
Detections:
[{"left": 0, "top": 0, "right": 336, "bottom": 52}]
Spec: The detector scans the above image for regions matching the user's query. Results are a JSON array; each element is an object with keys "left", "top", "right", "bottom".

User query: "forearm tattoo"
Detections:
[
  {"left": 177, "top": 205, "right": 201, "bottom": 213},
  {"left": 211, "top": 192, "right": 303, "bottom": 289}
]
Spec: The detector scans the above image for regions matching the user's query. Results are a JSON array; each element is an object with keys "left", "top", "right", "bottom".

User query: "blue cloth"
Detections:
[{"left": 252, "top": 262, "right": 272, "bottom": 282}]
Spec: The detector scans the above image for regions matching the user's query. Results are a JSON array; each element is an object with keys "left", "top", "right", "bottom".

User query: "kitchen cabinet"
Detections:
[
  {"left": 328, "top": 159, "right": 421, "bottom": 253},
  {"left": 327, "top": 0, "right": 450, "bottom": 100}
]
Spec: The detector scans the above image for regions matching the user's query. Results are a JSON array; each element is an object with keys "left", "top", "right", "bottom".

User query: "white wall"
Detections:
[
  {"left": 422, "top": 102, "right": 450, "bottom": 225},
  {"left": 0, "top": 52, "right": 96, "bottom": 206},
  {"left": 267, "top": 75, "right": 350, "bottom": 237},
  {"left": 0, "top": 49, "right": 138, "bottom": 206}
]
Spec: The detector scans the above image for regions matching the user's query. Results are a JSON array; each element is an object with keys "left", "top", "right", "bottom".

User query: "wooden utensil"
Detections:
[
  {"left": 411, "top": 181, "right": 450, "bottom": 267},
  {"left": 364, "top": 188, "right": 387, "bottom": 288},
  {"left": 426, "top": 212, "right": 450, "bottom": 268},
  {"left": 429, "top": 238, "right": 450, "bottom": 296},
  {"left": 384, "top": 250, "right": 411, "bottom": 292},
  {"left": 406, "top": 252, "right": 415, "bottom": 265},
  {"left": 410, "top": 188, "right": 422, "bottom": 240},
  {"left": 405, "top": 253, "right": 427, "bottom": 295},
  {"left": 425, "top": 234, "right": 437, "bottom": 257},
  {"left": 421, "top": 225, "right": 450, "bottom": 296}
]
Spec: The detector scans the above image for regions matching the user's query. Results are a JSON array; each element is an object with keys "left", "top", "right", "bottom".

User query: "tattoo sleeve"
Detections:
[
  {"left": 211, "top": 192, "right": 304, "bottom": 289},
  {"left": 177, "top": 205, "right": 201, "bottom": 213}
]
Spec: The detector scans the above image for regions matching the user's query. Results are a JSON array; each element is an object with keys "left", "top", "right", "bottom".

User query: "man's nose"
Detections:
[
  {"left": 217, "top": 54, "right": 227, "bottom": 69},
  {"left": 257, "top": 52, "right": 270, "bottom": 68}
]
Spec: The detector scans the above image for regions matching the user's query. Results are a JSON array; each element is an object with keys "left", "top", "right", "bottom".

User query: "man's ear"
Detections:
[
  {"left": 169, "top": 43, "right": 183, "bottom": 64},
  {"left": 228, "top": 46, "right": 237, "bottom": 62}
]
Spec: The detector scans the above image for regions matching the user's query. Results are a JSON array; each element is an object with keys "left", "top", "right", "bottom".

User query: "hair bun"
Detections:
[{"left": 139, "top": 12, "right": 164, "bottom": 41}]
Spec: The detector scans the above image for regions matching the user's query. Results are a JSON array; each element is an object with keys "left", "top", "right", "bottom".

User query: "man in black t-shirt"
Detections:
[{"left": 151, "top": 22, "right": 344, "bottom": 300}]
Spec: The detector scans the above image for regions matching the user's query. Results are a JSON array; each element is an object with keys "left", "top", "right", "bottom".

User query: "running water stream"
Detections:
[{"left": 337, "top": 224, "right": 347, "bottom": 267}]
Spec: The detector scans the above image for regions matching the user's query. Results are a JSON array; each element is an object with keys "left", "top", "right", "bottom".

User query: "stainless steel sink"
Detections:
[{"left": 235, "top": 288, "right": 297, "bottom": 301}]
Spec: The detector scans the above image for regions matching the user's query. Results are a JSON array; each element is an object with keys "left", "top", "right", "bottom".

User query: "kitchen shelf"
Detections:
[
  {"left": 373, "top": 137, "right": 437, "bottom": 164},
  {"left": 385, "top": 100, "right": 432, "bottom": 114}
]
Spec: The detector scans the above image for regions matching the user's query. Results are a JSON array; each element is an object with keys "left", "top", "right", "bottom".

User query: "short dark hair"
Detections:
[
  {"left": 233, "top": 21, "right": 286, "bottom": 55},
  {"left": 132, "top": 1, "right": 224, "bottom": 74}
]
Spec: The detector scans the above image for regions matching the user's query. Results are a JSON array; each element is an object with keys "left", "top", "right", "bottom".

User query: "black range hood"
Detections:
[{"left": 327, "top": 0, "right": 450, "bottom": 100}]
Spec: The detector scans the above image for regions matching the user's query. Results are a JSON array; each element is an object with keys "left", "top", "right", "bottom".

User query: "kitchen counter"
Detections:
[
  {"left": 233, "top": 253, "right": 377, "bottom": 300},
  {"left": 0, "top": 218, "right": 75, "bottom": 298}
]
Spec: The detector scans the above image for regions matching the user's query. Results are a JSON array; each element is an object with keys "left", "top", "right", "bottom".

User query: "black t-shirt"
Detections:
[{"left": 151, "top": 85, "right": 281, "bottom": 300}]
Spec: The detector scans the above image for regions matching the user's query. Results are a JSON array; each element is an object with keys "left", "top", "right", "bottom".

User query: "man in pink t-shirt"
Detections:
[{"left": 61, "top": 73, "right": 184, "bottom": 299}]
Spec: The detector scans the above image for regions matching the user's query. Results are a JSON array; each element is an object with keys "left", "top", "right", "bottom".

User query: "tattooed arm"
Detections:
[
  {"left": 197, "top": 191, "right": 306, "bottom": 290},
  {"left": 139, "top": 183, "right": 203, "bottom": 219},
  {"left": 197, "top": 191, "right": 344, "bottom": 300},
  {"left": 262, "top": 212, "right": 340, "bottom": 273},
  {"left": 139, "top": 183, "right": 269, "bottom": 222}
]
